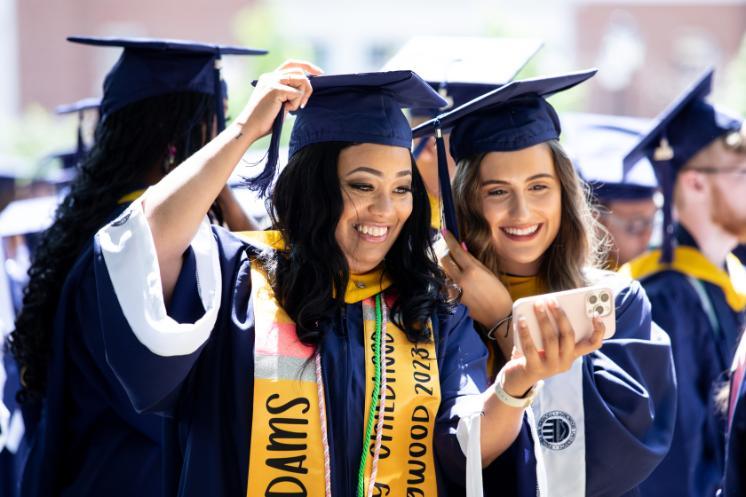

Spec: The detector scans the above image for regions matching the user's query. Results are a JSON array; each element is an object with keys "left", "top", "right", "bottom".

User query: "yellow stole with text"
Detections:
[{"left": 242, "top": 231, "right": 440, "bottom": 497}]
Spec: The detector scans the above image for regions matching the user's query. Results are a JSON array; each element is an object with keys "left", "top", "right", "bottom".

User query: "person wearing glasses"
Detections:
[
  {"left": 562, "top": 113, "right": 659, "bottom": 268},
  {"left": 622, "top": 69, "right": 746, "bottom": 497}
]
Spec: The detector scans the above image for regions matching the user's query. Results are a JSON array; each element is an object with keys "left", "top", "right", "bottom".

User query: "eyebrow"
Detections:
[
  {"left": 481, "top": 173, "right": 555, "bottom": 186},
  {"left": 346, "top": 166, "right": 412, "bottom": 177}
]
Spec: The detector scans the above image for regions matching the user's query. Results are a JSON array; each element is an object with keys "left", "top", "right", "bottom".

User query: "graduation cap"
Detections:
[
  {"left": 0, "top": 196, "right": 60, "bottom": 238},
  {"left": 44, "top": 149, "right": 79, "bottom": 183},
  {"left": 622, "top": 68, "right": 743, "bottom": 262},
  {"left": 55, "top": 97, "right": 101, "bottom": 170},
  {"left": 412, "top": 69, "right": 597, "bottom": 238},
  {"left": 55, "top": 97, "right": 100, "bottom": 115},
  {"left": 245, "top": 70, "right": 448, "bottom": 197},
  {"left": 67, "top": 36, "right": 268, "bottom": 132},
  {"left": 562, "top": 112, "right": 657, "bottom": 202},
  {"left": 0, "top": 156, "right": 32, "bottom": 181},
  {"left": 383, "top": 36, "right": 543, "bottom": 121}
]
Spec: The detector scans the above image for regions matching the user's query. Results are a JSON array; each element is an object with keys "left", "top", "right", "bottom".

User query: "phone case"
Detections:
[{"left": 512, "top": 285, "right": 616, "bottom": 353}]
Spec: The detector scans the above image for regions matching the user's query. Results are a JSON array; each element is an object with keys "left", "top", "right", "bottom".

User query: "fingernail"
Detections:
[
  {"left": 461, "top": 242, "right": 469, "bottom": 252},
  {"left": 548, "top": 299, "right": 559, "bottom": 309},
  {"left": 518, "top": 316, "right": 528, "bottom": 327},
  {"left": 534, "top": 302, "right": 545, "bottom": 312}
]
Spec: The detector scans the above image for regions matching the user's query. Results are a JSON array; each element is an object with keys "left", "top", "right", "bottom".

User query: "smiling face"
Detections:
[
  {"left": 477, "top": 143, "right": 562, "bottom": 275},
  {"left": 335, "top": 143, "right": 414, "bottom": 274}
]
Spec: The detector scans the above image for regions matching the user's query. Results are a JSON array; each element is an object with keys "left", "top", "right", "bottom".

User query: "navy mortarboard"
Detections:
[
  {"left": 38, "top": 149, "right": 79, "bottom": 184},
  {"left": 55, "top": 97, "right": 100, "bottom": 115},
  {"left": 247, "top": 70, "right": 448, "bottom": 196},
  {"left": 0, "top": 196, "right": 60, "bottom": 239},
  {"left": 623, "top": 68, "right": 743, "bottom": 262},
  {"left": 67, "top": 36, "right": 268, "bottom": 132},
  {"left": 562, "top": 112, "right": 657, "bottom": 202},
  {"left": 412, "top": 69, "right": 597, "bottom": 238},
  {"left": 55, "top": 97, "right": 101, "bottom": 171}
]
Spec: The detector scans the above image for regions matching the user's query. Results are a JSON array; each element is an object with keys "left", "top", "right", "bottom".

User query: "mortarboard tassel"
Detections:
[
  {"left": 244, "top": 107, "right": 285, "bottom": 198},
  {"left": 654, "top": 136, "right": 675, "bottom": 263},
  {"left": 435, "top": 121, "right": 459, "bottom": 239},
  {"left": 659, "top": 162, "right": 674, "bottom": 264}
]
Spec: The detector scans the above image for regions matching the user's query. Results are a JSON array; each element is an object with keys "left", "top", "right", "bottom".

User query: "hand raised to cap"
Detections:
[{"left": 236, "top": 60, "right": 324, "bottom": 142}]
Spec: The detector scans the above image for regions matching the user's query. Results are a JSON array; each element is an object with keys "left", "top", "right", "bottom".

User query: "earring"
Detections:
[{"left": 163, "top": 145, "right": 177, "bottom": 174}]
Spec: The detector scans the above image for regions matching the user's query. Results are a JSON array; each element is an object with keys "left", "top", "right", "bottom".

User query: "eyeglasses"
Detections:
[{"left": 599, "top": 211, "right": 657, "bottom": 236}]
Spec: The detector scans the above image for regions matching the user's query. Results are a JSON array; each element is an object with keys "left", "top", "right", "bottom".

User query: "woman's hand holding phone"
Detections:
[{"left": 500, "top": 299, "right": 605, "bottom": 397}]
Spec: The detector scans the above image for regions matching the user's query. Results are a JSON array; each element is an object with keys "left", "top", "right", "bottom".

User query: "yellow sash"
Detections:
[
  {"left": 361, "top": 295, "right": 440, "bottom": 497},
  {"left": 245, "top": 257, "right": 439, "bottom": 496},
  {"left": 247, "top": 263, "right": 325, "bottom": 496},
  {"left": 621, "top": 246, "right": 746, "bottom": 312}
]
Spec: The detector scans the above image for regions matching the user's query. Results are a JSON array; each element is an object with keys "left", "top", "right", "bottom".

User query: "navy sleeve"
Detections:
[
  {"left": 432, "top": 305, "right": 482, "bottom": 487},
  {"left": 434, "top": 305, "right": 537, "bottom": 497},
  {"left": 73, "top": 255, "right": 167, "bottom": 436},
  {"left": 93, "top": 227, "right": 246, "bottom": 415},
  {"left": 583, "top": 279, "right": 677, "bottom": 496}
]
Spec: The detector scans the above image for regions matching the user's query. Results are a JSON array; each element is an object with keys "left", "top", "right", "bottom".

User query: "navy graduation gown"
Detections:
[
  {"left": 525, "top": 274, "right": 676, "bottom": 497},
  {"left": 637, "top": 230, "right": 745, "bottom": 497},
  {"left": 1, "top": 347, "right": 26, "bottom": 497},
  {"left": 582, "top": 277, "right": 676, "bottom": 496},
  {"left": 19, "top": 204, "right": 164, "bottom": 497},
  {"left": 93, "top": 213, "right": 538, "bottom": 497}
]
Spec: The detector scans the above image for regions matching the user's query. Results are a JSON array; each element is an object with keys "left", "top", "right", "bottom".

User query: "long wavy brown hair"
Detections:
[{"left": 452, "top": 140, "right": 608, "bottom": 292}]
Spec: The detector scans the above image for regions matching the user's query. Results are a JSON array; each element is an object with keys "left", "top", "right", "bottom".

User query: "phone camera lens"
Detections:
[
  {"left": 595, "top": 305, "right": 604, "bottom": 315},
  {"left": 600, "top": 293, "right": 609, "bottom": 302},
  {"left": 589, "top": 295, "right": 598, "bottom": 304}
]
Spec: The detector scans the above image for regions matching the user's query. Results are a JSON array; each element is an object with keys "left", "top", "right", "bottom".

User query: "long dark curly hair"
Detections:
[
  {"left": 10, "top": 91, "right": 217, "bottom": 404},
  {"left": 265, "top": 141, "right": 449, "bottom": 345}
]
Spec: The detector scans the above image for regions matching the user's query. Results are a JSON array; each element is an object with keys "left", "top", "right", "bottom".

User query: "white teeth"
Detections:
[
  {"left": 503, "top": 225, "right": 539, "bottom": 236},
  {"left": 356, "top": 224, "right": 388, "bottom": 237}
]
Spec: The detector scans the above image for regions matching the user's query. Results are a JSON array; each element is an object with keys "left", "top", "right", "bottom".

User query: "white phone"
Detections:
[{"left": 512, "top": 285, "right": 616, "bottom": 353}]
